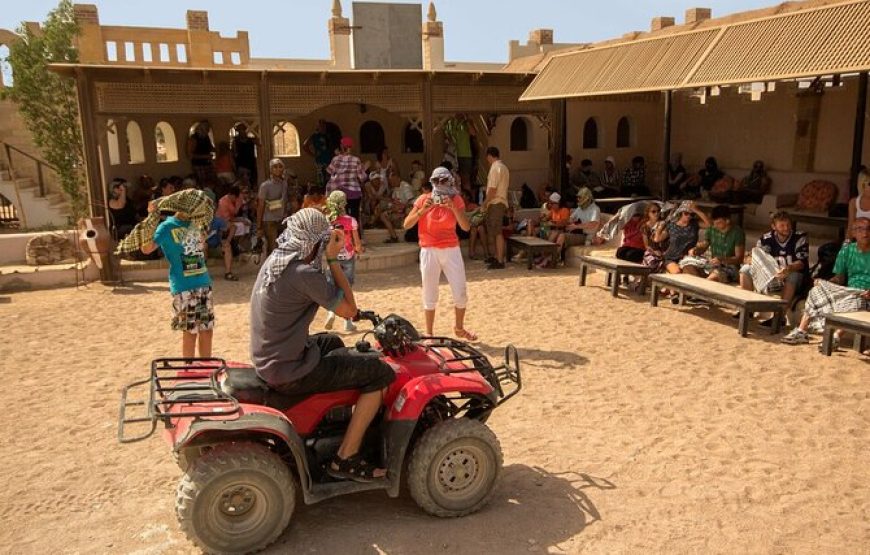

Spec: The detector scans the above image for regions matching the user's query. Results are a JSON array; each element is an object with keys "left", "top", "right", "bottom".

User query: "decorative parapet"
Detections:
[{"left": 71, "top": 3, "right": 250, "bottom": 67}]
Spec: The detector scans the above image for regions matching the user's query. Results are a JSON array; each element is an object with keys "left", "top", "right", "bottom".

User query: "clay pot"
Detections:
[{"left": 77, "top": 217, "right": 111, "bottom": 270}]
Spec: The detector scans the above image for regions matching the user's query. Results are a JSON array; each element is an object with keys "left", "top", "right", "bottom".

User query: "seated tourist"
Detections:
[
  {"left": 734, "top": 160, "right": 772, "bottom": 204},
  {"left": 654, "top": 202, "right": 711, "bottom": 274},
  {"left": 528, "top": 192, "right": 568, "bottom": 240},
  {"left": 782, "top": 218, "right": 870, "bottom": 347},
  {"left": 108, "top": 179, "right": 138, "bottom": 241},
  {"left": 380, "top": 172, "right": 415, "bottom": 243},
  {"left": 667, "top": 153, "right": 688, "bottom": 199},
  {"left": 364, "top": 171, "right": 389, "bottom": 224},
  {"left": 601, "top": 156, "right": 621, "bottom": 194},
  {"left": 544, "top": 188, "right": 600, "bottom": 268},
  {"left": 620, "top": 156, "right": 649, "bottom": 197},
  {"left": 615, "top": 207, "right": 646, "bottom": 264},
  {"left": 679, "top": 205, "right": 745, "bottom": 283},
  {"left": 519, "top": 183, "right": 538, "bottom": 209},
  {"left": 698, "top": 156, "right": 724, "bottom": 198},
  {"left": 641, "top": 203, "right": 668, "bottom": 272},
  {"left": 409, "top": 160, "right": 426, "bottom": 196},
  {"left": 739, "top": 211, "right": 809, "bottom": 327},
  {"left": 846, "top": 170, "right": 870, "bottom": 242},
  {"left": 570, "top": 159, "right": 610, "bottom": 199}
]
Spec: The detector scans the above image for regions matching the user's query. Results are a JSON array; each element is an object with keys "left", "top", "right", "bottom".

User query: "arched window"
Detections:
[
  {"left": 616, "top": 117, "right": 632, "bottom": 148},
  {"left": 510, "top": 117, "right": 529, "bottom": 151},
  {"left": 273, "top": 121, "right": 300, "bottom": 157},
  {"left": 582, "top": 117, "right": 599, "bottom": 149},
  {"left": 106, "top": 119, "right": 120, "bottom": 166},
  {"left": 359, "top": 120, "right": 385, "bottom": 154},
  {"left": 125, "top": 121, "right": 145, "bottom": 164},
  {"left": 403, "top": 122, "right": 424, "bottom": 153},
  {"left": 0, "top": 44, "right": 12, "bottom": 88},
  {"left": 155, "top": 122, "right": 178, "bottom": 163}
]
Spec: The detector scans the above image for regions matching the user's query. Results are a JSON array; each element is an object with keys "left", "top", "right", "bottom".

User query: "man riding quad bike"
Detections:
[{"left": 119, "top": 209, "right": 521, "bottom": 554}]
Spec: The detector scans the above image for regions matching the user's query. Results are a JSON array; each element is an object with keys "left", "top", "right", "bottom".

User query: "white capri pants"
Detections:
[{"left": 419, "top": 246, "right": 468, "bottom": 310}]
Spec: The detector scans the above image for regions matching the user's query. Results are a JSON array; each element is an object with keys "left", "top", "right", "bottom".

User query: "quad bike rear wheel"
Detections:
[
  {"left": 407, "top": 418, "right": 503, "bottom": 517},
  {"left": 176, "top": 442, "right": 295, "bottom": 555}
]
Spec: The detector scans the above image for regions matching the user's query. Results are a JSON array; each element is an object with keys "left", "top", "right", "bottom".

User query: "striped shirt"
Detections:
[{"left": 326, "top": 154, "right": 367, "bottom": 200}]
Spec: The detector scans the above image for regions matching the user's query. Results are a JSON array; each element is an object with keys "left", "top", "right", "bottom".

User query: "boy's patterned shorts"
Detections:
[{"left": 171, "top": 286, "right": 215, "bottom": 333}]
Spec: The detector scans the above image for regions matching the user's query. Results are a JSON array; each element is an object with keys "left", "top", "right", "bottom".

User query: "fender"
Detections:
[
  {"left": 387, "top": 372, "right": 497, "bottom": 421},
  {"left": 176, "top": 410, "right": 317, "bottom": 502}
]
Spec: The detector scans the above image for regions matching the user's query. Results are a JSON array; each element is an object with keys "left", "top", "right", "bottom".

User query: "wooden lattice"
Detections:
[
  {"left": 270, "top": 84, "right": 423, "bottom": 115},
  {"left": 434, "top": 85, "right": 548, "bottom": 114},
  {"left": 95, "top": 82, "right": 258, "bottom": 115}
]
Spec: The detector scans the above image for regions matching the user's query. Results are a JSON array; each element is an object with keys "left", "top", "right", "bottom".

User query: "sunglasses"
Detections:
[{"left": 431, "top": 177, "right": 451, "bottom": 184}]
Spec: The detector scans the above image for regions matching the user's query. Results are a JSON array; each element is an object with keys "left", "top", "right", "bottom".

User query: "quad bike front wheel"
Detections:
[
  {"left": 176, "top": 442, "right": 295, "bottom": 555},
  {"left": 407, "top": 418, "right": 503, "bottom": 517}
]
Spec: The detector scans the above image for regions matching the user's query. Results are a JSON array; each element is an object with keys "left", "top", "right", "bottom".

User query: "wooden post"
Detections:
[
  {"left": 662, "top": 90, "right": 672, "bottom": 201},
  {"left": 75, "top": 68, "right": 115, "bottom": 282},
  {"left": 423, "top": 77, "right": 435, "bottom": 172},
  {"left": 258, "top": 72, "right": 273, "bottom": 182},
  {"left": 551, "top": 99, "right": 566, "bottom": 196},
  {"left": 850, "top": 72, "right": 868, "bottom": 198}
]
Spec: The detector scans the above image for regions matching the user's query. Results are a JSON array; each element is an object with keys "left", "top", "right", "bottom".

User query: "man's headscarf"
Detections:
[
  {"left": 576, "top": 187, "right": 594, "bottom": 209},
  {"left": 261, "top": 208, "right": 331, "bottom": 288},
  {"left": 325, "top": 190, "right": 348, "bottom": 222},
  {"left": 115, "top": 189, "right": 214, "bottom": 255}
]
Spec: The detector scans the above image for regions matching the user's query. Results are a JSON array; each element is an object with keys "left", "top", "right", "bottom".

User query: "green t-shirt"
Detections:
[
  {"left": 704, "top": 225, "right": 745, "bottom": 259},
  {"left": 454, "top": 122, "right": 472, "bottom": 158},
  {"left": 833, "top": 242, "right": 870, "bottom": 289}
]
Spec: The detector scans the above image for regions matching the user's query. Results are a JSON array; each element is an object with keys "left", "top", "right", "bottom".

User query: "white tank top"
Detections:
[{"left": 856, "top": 197, "right": 870, "bottom": 220}]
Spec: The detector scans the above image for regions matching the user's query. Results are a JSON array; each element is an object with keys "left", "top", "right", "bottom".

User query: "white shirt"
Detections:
[
  {"left": 393, "top": 181, "right": 415, "bottom": 205},
  {"left": 486, "top": 160, "right": 510, "bottom": 207},
  {"left": 570, "top": 203, "right": 601, "bottom": 224}
]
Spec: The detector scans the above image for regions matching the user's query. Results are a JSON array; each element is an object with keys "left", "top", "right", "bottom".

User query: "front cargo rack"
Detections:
[{"left": 421, "top": 338, "right": 522, "bottom": 405}]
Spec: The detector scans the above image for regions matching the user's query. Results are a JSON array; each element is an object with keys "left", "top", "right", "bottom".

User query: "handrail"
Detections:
[{"left": 0, "top": 140, "right": 58, "bottom": 197}]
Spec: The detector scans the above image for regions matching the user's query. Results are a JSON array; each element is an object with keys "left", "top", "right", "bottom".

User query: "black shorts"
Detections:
[{"left": 272, "top": 333, "right": 396, "bottom": 395}]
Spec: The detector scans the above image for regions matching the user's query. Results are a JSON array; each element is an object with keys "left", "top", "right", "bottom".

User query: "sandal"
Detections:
[
  {"left": 454, "top": 327, "right": 479, "bottom": 341},
  {"left": 224, "top": 272, "right": 239, "bottom": 281},
  {"left": 327, "top": 454, "right": 385, "bottom": 483}
]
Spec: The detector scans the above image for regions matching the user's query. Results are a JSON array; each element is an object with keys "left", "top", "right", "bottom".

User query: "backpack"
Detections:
[{"left": 812, "top": 241, "right": 842, "bottom": 280}]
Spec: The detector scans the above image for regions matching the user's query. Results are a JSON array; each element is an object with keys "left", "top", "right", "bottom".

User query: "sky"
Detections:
[{"left": 1, "top": 0, "right": 780, "bottom": 63}]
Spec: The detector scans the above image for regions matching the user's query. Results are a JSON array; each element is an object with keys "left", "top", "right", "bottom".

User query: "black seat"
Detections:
[{"left": 221, "top": 366, "right": 309, "bottom": 411}]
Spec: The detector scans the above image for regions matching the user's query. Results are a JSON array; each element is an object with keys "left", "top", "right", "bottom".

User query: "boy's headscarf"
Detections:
[
  {"left": 576, "top": 187, "right": 594, "bottom": 209},
  {"left": 325, "top": 190, "right": 348, "bottom": 222},
  {"left": 261, "top": 208, "right": 331, "bottom": 288},
  {"left": 115, "top": 189, "right": 213, "bottom": 255}
]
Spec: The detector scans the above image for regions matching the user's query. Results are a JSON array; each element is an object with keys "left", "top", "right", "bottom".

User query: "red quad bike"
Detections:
[{"left": 119, "top": 311, "right": 521, "bottom": 554}]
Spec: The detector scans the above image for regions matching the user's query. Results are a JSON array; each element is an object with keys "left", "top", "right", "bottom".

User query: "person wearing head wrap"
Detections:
[
  {"left": 250, "top": 207, "right": 395, "bottom": 482},
  {"left": 403, "top": 167, "right": 476, "bottom": 341},
  {"left": 653, "top": 201, "right": 711, "bottom": 274},
  {"left": 137, "top": 189, "right": 216, "bottom": 358},
  {"left": 323, "top": 191, "right": 364, "bottom": 332}
]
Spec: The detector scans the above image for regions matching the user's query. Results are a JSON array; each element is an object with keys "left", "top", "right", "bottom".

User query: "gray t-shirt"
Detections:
[
  {"left": 250, "top": 260, "right": 342, "bottom": 385},
  {"left": 258, "top": 178, "right": 288, "bottom": 222}
]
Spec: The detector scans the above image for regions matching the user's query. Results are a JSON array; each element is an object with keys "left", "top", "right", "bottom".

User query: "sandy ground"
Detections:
[{"left": 0, "top": 259, "right": 867, "bottom": 554}]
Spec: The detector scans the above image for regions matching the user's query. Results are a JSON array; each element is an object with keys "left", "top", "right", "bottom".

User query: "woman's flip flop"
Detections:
[{"left": 454, "top": 328, "right": 479, "bottom": 342}]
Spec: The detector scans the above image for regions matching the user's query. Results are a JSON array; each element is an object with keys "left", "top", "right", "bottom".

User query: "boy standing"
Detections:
[{"left": 141, "top": 192, "right": 215, "bottom": 358}]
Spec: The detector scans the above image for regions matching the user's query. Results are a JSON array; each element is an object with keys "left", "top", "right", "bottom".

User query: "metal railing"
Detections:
[{"left": 1, "top": 140, "right": 59, "bottom": 198}]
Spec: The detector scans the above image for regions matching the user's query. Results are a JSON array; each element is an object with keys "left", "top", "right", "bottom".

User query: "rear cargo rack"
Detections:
[
  {"left": 118, "top": 358, "right": 240, "bottom": 443},
  {"left": 421, "top": 338, "right": 522, "bottom": 405}
]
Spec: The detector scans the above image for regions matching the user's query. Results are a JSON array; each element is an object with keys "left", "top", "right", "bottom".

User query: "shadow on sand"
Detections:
[
  {"left": 473, "top": 342, "right": 589, "bottom": 371},
  {"left": 267, "top": 464, "right": 615, "bottom": 554}
]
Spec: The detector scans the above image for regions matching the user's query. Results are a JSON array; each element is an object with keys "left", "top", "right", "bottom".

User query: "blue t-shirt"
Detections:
[{"left": 153, "top": 216, "right": 213, "bottom": 295}]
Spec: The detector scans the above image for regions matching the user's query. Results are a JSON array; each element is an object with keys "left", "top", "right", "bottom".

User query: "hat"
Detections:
[
  {"left": 430, "top": 166, "right": 453, "bottom": 183},
  {"left": 548, "top": 192, "right": 561, "bottom": 203},
  {"left": 368, "top": 171, "right": 382, "bottom": 181},
  {"left": 605, "top": 156, "right": 616, "bottom": 164},
  {"left": 269, "top": 158, "right": 284, "bottom": 168},
  {"left": 340, "top": 136, "right": 354, "bottom": 148}
]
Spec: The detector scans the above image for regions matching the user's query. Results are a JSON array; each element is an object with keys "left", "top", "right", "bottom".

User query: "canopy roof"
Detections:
[{"left": 521, "top": 0, "right": 870, "bottom": 100}]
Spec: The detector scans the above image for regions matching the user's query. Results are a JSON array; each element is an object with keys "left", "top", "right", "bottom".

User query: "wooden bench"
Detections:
[
  {"left": 649, "top": 273, "right": 787, "bottom": 337},
  {"left": 820, "top": 311, "right": 870, "bottom": 356},
  {"left": 507, "top": 235, "right": 559, "bottom": 270},
  {"left": 578, "top": 255, "right": 653, "bottom": 297}
]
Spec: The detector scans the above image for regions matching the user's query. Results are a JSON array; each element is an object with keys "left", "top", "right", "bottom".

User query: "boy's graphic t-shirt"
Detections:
[{"left": 154, "top": 216, "right": 213, "bottom": 295}]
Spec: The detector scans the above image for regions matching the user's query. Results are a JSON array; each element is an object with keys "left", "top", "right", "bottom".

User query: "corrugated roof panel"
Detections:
[
  {"left": 688, "top": 1, "right": 870, "bottom": 85},
  {"left": 521, "top": 30, "right": 718, "bottom": 100},
  {"left": 521, "top": 0, "right": 870, "bottom": 100}
]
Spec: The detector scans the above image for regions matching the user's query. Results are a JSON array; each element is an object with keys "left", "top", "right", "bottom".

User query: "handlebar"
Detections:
[{"left": 353, "top": 310, "right": 381, "bottom": 326}]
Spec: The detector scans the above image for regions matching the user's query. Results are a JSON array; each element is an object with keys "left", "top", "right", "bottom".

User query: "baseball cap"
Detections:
[
  {"left": 340, "top": 136, "right": 354, "bottom": 148},
  {"left": 548, "top": 192, "right": 561, "bottom": 203}
]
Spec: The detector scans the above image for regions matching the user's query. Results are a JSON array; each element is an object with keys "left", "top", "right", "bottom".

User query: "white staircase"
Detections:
[{"left": 0, "top": 175, "right": 71, "bottom": 228}]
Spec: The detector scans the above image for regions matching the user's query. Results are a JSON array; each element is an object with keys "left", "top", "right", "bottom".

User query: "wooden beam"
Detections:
[
  {"left": 850, "top": 72, "right": 868, "bottom": 198},
  {"left": 662, "top": 90, "right": 672, "bottom": 201},
  {"left": 258, "top": 72, "right": 273, "bottom": 180},
  {"left": 423, "top": 79, "right": 435, "bottom": 172},
  {"left": 75, "top": 68, "right": 115, "bottom": 282},
  {"left": 550, "top": 99, "right": 566, "bottom": 196}
]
